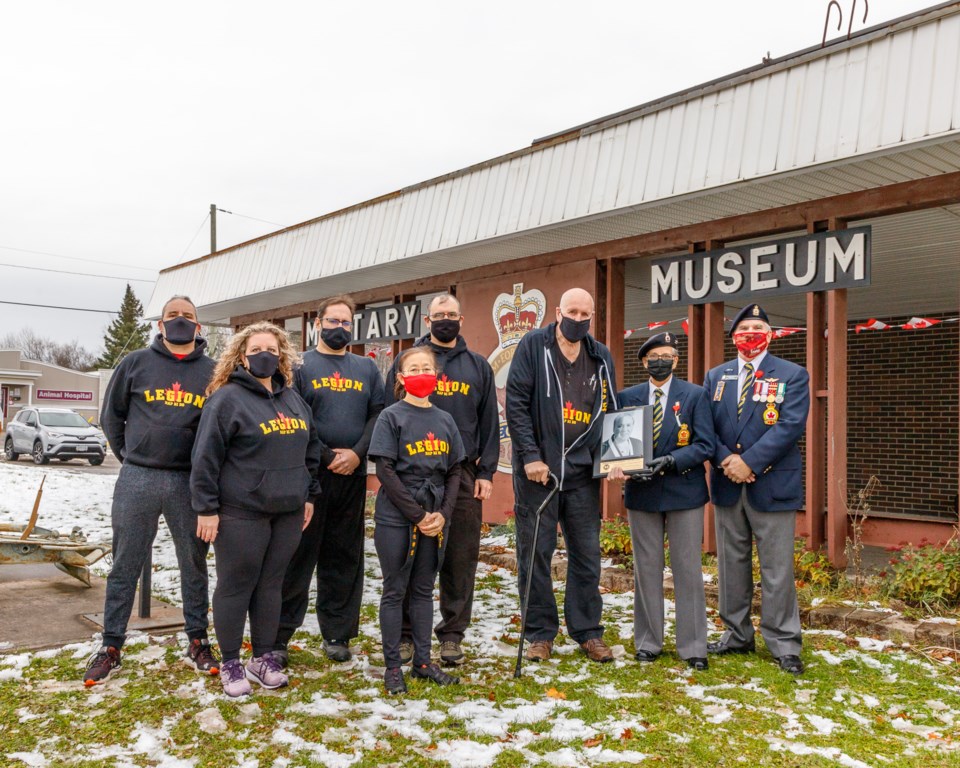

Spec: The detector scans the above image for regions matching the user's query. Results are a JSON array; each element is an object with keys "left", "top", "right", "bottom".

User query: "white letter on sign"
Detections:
[
  {"left": 403, "top": 303, "right": 419, "bottom": 335},
  {"left": 750, "top": 245, "right": 779, "bottom": 291},
  {"left": 785, "top": 242, "right": 817, "bottom": 286},
  {"left": 384, "top": 307, "right": 400, "bottom": 337},
  {"left": 825, "top": 233, "right": 865, "bottom": 283},
  {"left": 684, "top": 258, "right": 711, "bottom": 300},
  {"left": 365, "top": 312, "right": 381, "bottom": 340},
  {"left": 651, "top": 262, "right": 680, "bottom": 304},
  {"left": 716, "top": 252, "right": 744, "bottom": 294}
]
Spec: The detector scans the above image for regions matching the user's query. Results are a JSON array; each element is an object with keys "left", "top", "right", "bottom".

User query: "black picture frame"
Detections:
[{"left": 594, "top": 406, "right": 654, "bottom": 478}]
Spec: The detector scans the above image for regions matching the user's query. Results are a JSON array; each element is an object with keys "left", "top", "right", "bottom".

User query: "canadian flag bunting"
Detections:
[
  {"left": 773, "top": 327, "right": 804, "bottom": 338},
  {"left": 854, "top": 319, "right": 890, "bottom": 334},
  {"left": 623, "top": 329, "right": 635, "bottom": 339},
  {"left": 647, "top": 320, "right": 669, "bottom": 330},
  {"left": 681, "top": 319, "right": 689, "bottom": 335},
  {"left": 902, "top": 317, "right": 941, "bottom": 330}
]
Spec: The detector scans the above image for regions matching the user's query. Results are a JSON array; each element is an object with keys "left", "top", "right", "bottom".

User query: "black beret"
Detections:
[
  {"left": 729, "top": 304, "right": 770, "bottom": 336},
  {"left": 638, "top": 331, "right": 679, "bottom": 360}
]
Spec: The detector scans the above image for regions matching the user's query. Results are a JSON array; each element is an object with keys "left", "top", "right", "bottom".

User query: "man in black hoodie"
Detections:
[
  {"left": 385, "top": 294, "right": 499, "bottom": 666},
  {"left": 506, "top": 287, "right": 618, "bottom": 664},
  {"left": 83, "top": 296, "right": 217, "bottom": 686}
]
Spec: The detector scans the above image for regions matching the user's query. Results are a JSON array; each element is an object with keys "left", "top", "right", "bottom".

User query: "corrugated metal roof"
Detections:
[{"left": 148, "top": 4, "right": 960, "bottom": 322}]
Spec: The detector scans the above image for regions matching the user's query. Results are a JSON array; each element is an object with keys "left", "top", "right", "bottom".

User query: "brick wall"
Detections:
[{"left": 621, "top": 313, "right": 959, "bottom": 520}]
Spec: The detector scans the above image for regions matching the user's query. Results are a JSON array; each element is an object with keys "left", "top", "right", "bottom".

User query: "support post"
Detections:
[
  {"left": 210, "top": 203, "right": 217, "bottom": 254},
  {"left": 805, "top": 291, "right": 826, "bottom": 551},
  {"left": 827, "top": 286, "right": 849, "bottom": 567},
  {"left": 599, "top": 258, "right": 626, "bottom": 520}
]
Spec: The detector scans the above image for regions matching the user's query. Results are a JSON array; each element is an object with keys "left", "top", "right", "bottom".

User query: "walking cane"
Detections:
[{"left": 514, "top": 471, "right": 560, "bottom": 679}]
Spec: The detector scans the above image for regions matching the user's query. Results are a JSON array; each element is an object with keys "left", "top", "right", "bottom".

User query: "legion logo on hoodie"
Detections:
[
  {"left": 259, "top": 410, "right": 310, "bottom": 436},
  {"left": 405, "top": 431, "right": 451, "bottom": 457},
  {"left": 434, "top": 373, "right": 471, "bottom": 397},
  {"left": 310, "top": 370, "right": 365, "bottom": 393},
  {"left": 143, "top": 381, "right": 206, "bottom": 409}
]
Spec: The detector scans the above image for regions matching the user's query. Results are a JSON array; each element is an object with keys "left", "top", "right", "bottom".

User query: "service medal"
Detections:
[
  {"left": 763, "top": 405, "right": 780, "bottom": 425},
  {"left": 775, "top": 382, "right": 786, "bottom": 403},
  {"left": 676, "top": 424, "right": 691, "bottom": 446},
  {"left": 714, "top": 381, "right": 725, "bottom": 401}
]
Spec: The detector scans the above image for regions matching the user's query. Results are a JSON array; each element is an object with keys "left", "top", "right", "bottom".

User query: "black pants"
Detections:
[
  {"left": 375, "top": 521, "right": 439, "bottom": 669},
  {"left": 212, "top": 510, "right": 302, "bottom": 661},
  {"left": 401, "top": 462, "right": 482, "bottom": 644},
  {"left": 276, "top": 470, "right": 366, "bottom": 647},
  {"left": 513, "top": 476, "right": 604, "bottom": 644}
]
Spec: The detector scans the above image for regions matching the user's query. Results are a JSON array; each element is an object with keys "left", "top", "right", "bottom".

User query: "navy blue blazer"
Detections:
[
  {"left": 703, "top": 353, "right": 809, "bottom": 512},
  {"left": 618, "top": 377, "right": 714, "bottom": 513}
]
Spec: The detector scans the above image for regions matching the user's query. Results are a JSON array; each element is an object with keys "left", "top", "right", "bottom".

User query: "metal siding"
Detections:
[
  {"left": 658, "top": 104, "right": 687, "bottom": 198},
  {"left": 795, "top": 57, "right": 826, "bottom": 168},
  {"left": 837, "top": 45, "right": 868, "bottom": 157},
  {"left": 614, "top": 116, "right": 647, "bottom": 207},
  {"left": 722, "top": 82, "right": 752, "bottom": 183},
  {"left": 705, "top": 87, "right": 733, "bottom": 187},
  {"left": 931, "top": 15, "right": 960, "bottom": 134},
  {"left": 881, "top": 30, "right": 914, "bottom": 146},
  {"left": 689, "top": 92, "right": 718, "bottom": 192},
  {"left": 817, "top": 51, "right": 848, "bottom": 162},
  {"left": 904, "top": 22, "right": 938, "bottom": 141}
]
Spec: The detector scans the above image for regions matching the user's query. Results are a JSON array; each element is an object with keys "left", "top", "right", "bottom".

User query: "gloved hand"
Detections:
[{"left": 647, "top": 454, "right": 676, "bottom": 475}]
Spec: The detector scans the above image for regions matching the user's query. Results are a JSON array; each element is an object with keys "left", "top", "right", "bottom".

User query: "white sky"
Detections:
[{"left": 0, "top": 0, "right": 937, "bottom": 352}]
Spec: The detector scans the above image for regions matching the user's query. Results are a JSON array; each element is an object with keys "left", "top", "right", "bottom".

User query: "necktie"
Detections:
[
  {"left": 653, "top": 388, "right": 664, "bottom": 449},
  {"left": 738, "top": 363, "right": 754, "bottom": 419}
]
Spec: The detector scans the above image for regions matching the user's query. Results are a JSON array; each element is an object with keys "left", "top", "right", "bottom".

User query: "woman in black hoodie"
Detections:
[{"left": 191, "top": 321, "right": 321, "bottom": 698}]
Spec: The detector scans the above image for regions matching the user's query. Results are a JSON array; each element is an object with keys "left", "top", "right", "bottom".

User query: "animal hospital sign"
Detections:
[{"left": 650, "top": 227, "right": 871, "bottom": 307}]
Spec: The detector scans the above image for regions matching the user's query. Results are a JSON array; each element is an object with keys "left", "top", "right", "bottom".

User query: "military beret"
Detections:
[
  {"left": 638, "top": 331, "right": 679, "bottom": 360},
  {"left": 729, "top": 303, "right": 770, "bottom": 336}
]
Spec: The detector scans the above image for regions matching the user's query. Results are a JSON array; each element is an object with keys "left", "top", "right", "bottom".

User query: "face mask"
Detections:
[
  {"left": 559, "top": 315, "right": 591, "bottom": 343},
  {"left": 402, "top": 373, "right": 437, "bottom": 398},
  {"left": 645, "top": 359, "right": 674, "bottom": 381},
  {"left": 732, "top": 331, "right": 770, "bottom": 360},
  {"left": 246, "top": 351, "right": 280, "bottom": 379},
  {"left": 430, "top": 319, "right": 460, "bottom": 344},
  {"left": 162, "top": 316, "right": 198, "bottom": 345},
  {"left": 321, "top": 327, "right": 351, "bottom": 350}
]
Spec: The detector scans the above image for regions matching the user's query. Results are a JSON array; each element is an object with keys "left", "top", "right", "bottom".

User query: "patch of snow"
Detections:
[{"left": 6, "top": 752, "right": 48, "bottom": 767}]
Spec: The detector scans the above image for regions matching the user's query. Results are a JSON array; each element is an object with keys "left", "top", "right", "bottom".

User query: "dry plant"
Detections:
[{"left": 844, "top": 475, "right": 881, "bottom": 594}]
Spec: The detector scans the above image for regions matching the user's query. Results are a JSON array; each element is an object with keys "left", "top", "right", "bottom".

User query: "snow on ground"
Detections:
[{"left": 3, "top": 461, "right": 960, "bottom": 767}]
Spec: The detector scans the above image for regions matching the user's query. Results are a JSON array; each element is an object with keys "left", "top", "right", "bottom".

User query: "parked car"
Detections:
[{"left": 3, "top": 407, "right": 107, "bottom": 465}]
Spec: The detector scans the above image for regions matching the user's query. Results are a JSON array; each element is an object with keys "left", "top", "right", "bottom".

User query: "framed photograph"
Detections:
[{"left": 594, "top": 406, "right": 653, "bottom": 478}]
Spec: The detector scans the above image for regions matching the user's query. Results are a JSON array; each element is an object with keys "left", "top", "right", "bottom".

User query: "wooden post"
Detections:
[
  {"left": 805, "top": 291, "right": 826, "bottom": 551},
  {"left": 827, "top": 285, "right": 849, "bottom": 567},
  {"left": 599, "top": 258, "right": 626, "bottom": 520}
]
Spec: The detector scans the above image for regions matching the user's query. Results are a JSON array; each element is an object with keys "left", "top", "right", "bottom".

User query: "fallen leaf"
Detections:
[
  {"left": 583, "top": 735, "right": 604, "bottom": 748},
  {"left": 488, "top": 691, "right": 496, "bottom": 701},
  {"left": 620, "top": 728, "right": 633, "bottom": 740},
  {"left": 545, "top": 687, "right": 567, "bottom": 700}
]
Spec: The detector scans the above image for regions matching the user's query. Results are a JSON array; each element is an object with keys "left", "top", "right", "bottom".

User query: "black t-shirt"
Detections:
[
  {"left": 368, "top": 401, "right": 465, "bottom": 527},
  {"left": 554, "top": 345, "right": 599, "bottom": 448}
]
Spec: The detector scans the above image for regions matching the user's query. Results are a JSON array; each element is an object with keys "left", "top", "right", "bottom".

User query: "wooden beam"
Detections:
[
  {"left": 826, "top": 286, "right": 849, "bottom": 568},
  {"left": 805, "top": 291, "right": 826, "bottom": 551},
  {"left": 600, "top": 259, "right": 627, "bottom": 520},
  {"left": 229, "top": 172, "right": 960, "bottom": 327}
]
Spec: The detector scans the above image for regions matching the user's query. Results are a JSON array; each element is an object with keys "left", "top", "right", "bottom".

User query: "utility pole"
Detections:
[{"left": 210, "top": 203, "right": 217, "bottom": 254}]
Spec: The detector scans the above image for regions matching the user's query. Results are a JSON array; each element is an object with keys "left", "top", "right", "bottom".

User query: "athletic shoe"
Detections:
[
  {"left": 220, "top": 659, "right": 252, "bottom": 698},
  {"left": 245, "top": 653, "right": 288, "bottom": 689},
  {"left": 323, "top": 639, "right": 351, "bottom": 663},
  {"left": 439, "top": 640, "right": 464, "bottom": 667},
  {"left": 185, "top": 639, "right": 220, "bottom": 675},
  {"left": 410, "top": 662, "right": 460, "bottom": 686},
  {"left": 272, "top": 648, "right": 289, "bottom": 670},
  {"left": 399, "top": 640, "right": 414, "bottom": 665},
  {"left": 384, "top": 667, "right": 407, "bottom": 695},
  {"left": 82, "top": 646, "right": 122, "bottom": 686}
]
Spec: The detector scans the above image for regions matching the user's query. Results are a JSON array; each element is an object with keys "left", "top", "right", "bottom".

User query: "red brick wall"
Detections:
[{"left": 622, "top": 313, "right": 959, "bottom": 520}]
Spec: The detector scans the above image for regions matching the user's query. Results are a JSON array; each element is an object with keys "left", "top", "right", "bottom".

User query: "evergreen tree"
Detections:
[{"left": 94, "top": 284, "right": 152, "bottom": 369}]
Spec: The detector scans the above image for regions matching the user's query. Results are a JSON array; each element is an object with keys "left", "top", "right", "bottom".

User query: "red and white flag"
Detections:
[
  {"left": 647, "top": 320, "right": 669, "bottom": 331},
  {"left": 855, "top": 319, "right": 890, "bottom": 334},
  {"left": 681, "top": 319, "right": 689, "bottom": 335},
  {"left": 901, "top": 317, "right": 941, "bottom": 330},
  {"left": 773, "top": 327, "right": 804, "bottom": 338},
  {"left": 624, "top": 329, "right": 636, "bottom": 339}
]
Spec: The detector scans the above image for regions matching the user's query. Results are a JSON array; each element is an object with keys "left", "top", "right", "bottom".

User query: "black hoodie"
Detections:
[
  {"left": 100, "top": 334, "right": 216, "bottom": 470},
  {"left": 190, "top": 366, "right": 322, "bottom": 517},
  {"left": 384, "top": 334, "right": 499, "bottom": 481},
  {"left": 505, "top": 322, "right": 618, "bottom": 490}
]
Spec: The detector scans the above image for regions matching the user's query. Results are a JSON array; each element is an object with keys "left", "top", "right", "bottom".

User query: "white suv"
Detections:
[{"left": 4, "top": 407, "right": 107, "bottom": 465}]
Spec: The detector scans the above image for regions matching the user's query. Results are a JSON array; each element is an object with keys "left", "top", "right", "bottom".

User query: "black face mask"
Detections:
[
  {"left": 645, "top": 359, "right": 674, "bottom": 381},
  {"left": 246, "top": 351, "right": 280, "bottom": 379},
  {"left": 430, "top": 319, "right": 460, "bottom": 344},
  {"left": 162, "top": 316, "right": 198, "bottom": 345},
  {"left": 559, "top": 315, "right": 591, "bottom": 343},
  {"left": 321, "top": 327, "right": 351, "bottom": 350}
]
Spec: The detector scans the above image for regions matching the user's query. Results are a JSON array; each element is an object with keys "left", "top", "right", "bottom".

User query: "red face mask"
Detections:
[
  {"left": 732, "top": 331, "right": 770, "bottom": 360},
  {"left": 402, "top": 373, "right": 437, "bottom": 398}
]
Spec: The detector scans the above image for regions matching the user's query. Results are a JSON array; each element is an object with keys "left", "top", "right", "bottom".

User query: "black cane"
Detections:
[{"left": 514, "top": 471, "right": 560, "bottom": 679}]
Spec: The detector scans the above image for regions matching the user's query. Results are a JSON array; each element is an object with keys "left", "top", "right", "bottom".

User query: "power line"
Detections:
[
  {"left": 0, "top": 244, "right": 158, "bottom": 273},
  {"left": 178, "top": 212, "right": 210, "bottom": 262},
  {"left": 0, "top": 261, "right": 156, "bottom": 283},
  {"left": 0, "top": 299, "right": 117, "bottom": 315},
  {"left": 216, "top": 208, "right": 287, "bottom": 228}
]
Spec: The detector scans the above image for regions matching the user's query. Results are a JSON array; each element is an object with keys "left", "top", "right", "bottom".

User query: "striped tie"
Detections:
[
  {"left": 653, "top": 388, "right": 664, "bottom": 449},
  {"left": 738, "top": 363, "right": 754, "bottom": 419}
]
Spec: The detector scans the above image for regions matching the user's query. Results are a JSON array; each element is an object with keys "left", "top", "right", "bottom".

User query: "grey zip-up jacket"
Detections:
[{"left": 505, "top": 322, "right": 618, "bottom": 490}]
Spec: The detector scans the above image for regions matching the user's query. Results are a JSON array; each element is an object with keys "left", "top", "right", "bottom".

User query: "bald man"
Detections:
[{"left": 506, "top": 287, "right": 618, "bottom": 663}]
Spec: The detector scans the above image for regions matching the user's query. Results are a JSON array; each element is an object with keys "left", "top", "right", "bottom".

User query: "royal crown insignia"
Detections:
[{"left": 492, "top": 282, "right": 546, "bottom": 348}]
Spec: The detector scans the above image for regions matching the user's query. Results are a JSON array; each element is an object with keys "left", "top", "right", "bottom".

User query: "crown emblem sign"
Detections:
[{"left": 491, "top": 283, "right": 546, "bottom": 348}]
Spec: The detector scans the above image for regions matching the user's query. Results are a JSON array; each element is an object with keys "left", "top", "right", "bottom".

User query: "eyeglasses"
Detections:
[
  {"left": 321, "top": 317, "right": 353, "bottom": 329},
  {"left": 644, "top": 354, "right": 677, "bottom": 362},
  {"left": 429, "top": 312, "right": 461, "bottom": 321},
  {"left": 403, "top": 367, "right": 436, "bottom": 375}
]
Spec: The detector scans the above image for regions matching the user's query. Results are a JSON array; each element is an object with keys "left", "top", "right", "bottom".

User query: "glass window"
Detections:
[{"left": 38, "top": 411, "right": 89, "bottom": 428}]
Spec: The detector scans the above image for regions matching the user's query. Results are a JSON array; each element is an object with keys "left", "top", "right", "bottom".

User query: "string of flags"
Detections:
[{"left": 623, "top": 316, "right": 959, "bottom": 338}]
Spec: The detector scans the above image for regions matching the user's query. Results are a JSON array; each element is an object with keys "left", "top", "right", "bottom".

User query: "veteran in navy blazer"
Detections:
[
  {"left": 610, "top": 331, "right": 714, "bottom": 671},
  {"left": 702, "top": 303, "right": 809, "bottom": 675}
]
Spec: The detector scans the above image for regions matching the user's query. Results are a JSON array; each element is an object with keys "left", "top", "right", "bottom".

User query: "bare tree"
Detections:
[{"left": 0, "top": 328, "right": 99, "bottom": 372}]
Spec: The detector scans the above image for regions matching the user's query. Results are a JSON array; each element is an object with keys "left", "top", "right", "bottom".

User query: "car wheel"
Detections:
[
  {"left": 32, "top": 441, "right": 49, "bottom": 465},
  {"left": 4, "top": 438, "right": 18, "bottom": 461},
  {"left": 88, "top": 457, "right": 104, "bottom": 466}
]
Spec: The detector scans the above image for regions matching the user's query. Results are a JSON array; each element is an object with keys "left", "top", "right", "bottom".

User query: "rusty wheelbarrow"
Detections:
[{"left": 0, "top": 476, "right": 111, "bottom": 587}]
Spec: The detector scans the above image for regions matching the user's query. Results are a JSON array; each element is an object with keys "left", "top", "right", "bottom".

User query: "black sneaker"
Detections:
[
  {"left": 384, "top": 667, "right": 407, "bottom": 695},
  {"left": 185, "top": 639, "right": 220, "bottom": 675},
  {"left": 83, "top": 646, "right": 122, "bottom": 686},
  {"left": 410, "top": 663, "right": 460, "bottom": 686},
  {"left": 323, "top": 639, "right": 351, "bottom": 663}
]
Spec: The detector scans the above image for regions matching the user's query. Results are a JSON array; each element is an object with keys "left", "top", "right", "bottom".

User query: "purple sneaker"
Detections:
[
  {"left": 220, "top": 659, "right": 252, "bottom": 698},
  {"left": 245, "top": 653, "right": 288, "bottom": 689}
]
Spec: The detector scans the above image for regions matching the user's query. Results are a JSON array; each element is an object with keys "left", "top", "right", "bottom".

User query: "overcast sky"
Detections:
[{"left": 0, "top": 0, "right": 936, "bottom": 354}]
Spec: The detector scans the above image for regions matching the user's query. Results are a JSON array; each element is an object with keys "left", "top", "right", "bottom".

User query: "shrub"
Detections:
[
  {"left": 880, "top": 539, "right": 960, "bottom": 610},
  {"left": 599, "top": 518, "right": 633, "bottom": 569},
  {"left": 794, "top": 544, "right": 841, "bottom": 590}
]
